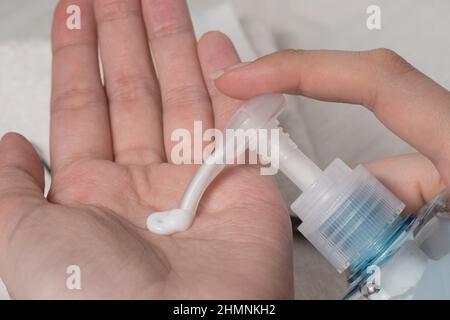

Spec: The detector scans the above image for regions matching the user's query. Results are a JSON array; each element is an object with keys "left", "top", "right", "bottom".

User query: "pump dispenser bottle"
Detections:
[{"left": 147, "top": 94, "right": 450, "bottom": 299}]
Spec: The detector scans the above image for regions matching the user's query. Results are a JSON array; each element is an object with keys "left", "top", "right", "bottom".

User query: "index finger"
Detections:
[
  {"left": 51, "top": 0, "right": 112, "bottom": 172},
  {"left": 215, "top": 49, "right": 450, "bottom": 183}
]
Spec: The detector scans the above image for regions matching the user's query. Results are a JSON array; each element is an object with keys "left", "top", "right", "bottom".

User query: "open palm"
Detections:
[{"left": 0, "top": 0, "right": 293, "bottom": 299}]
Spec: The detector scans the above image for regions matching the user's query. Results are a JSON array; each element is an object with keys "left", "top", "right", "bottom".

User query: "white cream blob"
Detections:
[{"left": 146, "top": 209, "right": 193, "bottom": 235}]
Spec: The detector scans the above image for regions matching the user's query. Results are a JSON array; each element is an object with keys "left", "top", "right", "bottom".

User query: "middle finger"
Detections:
[
  {"left": 95, "top": 0, "right": 164, "bottom": 165},
  {"left": 142, "top": 0, "right": 213, "bottom": 163}
]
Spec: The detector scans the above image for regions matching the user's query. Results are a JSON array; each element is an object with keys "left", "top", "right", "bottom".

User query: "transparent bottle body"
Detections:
[{"left": 345, "top": 189, "right": 450, "bottom": 299}]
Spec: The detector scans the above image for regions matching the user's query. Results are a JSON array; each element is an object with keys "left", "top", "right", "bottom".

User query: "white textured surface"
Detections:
[{"left": 0, "top": 40, "right": 51, "bottom": 162}]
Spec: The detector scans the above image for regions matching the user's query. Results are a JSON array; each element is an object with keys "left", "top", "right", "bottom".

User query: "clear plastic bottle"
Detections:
[{"left": 343, "top": 189, "right": 450, "bottom": 299}]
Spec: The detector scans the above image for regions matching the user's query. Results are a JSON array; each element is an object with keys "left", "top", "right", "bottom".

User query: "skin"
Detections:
[
  {"left": 0, "top": 0, "right": 292, "bottom": 299},
  {"left": 0, "top": 2, "right": 449, "bottom": 301},
  {"left": 215, "top": 49, "right": 450, "bottom": 214}
]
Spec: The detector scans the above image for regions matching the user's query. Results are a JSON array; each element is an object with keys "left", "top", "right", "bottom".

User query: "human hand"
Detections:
[
  {"left": 213, "top": 49, "right": 450, "bottom": 213},
  {"left": 0, "top": 0, "right": 293, "bottom": 299}
]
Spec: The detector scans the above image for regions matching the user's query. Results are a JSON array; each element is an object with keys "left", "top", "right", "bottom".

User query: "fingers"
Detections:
[
  {"left": 197, "top": 31, "right": 242, "bottom": 130},
  {"left": 51, "top": 0, "right": 112, "bottom": 173},
  {"left": 215, "top": 49, "right": 450, "bottom": 184},
  {"left": 142, "top": 0, "right": 212, "bottom": 162},
  {"left": 363, "top": 153, "right": 445, "bottom": 213},
  {"left": 94, "top": 0, "right": 164, "bottom": 165}
]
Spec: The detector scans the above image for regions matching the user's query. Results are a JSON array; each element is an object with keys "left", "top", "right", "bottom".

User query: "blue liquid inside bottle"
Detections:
[{"left": 341, "top": 190, "right": 448, "bottom": 299}]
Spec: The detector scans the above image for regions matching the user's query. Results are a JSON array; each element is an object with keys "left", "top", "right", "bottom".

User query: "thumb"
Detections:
[{"left": 0, "top": 133, "right": 46, "bottom": 256}]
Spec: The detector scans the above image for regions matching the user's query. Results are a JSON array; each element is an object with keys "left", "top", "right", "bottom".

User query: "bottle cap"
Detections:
[{"left": 291, "top": 159, "right": 405, "bottom": 273}]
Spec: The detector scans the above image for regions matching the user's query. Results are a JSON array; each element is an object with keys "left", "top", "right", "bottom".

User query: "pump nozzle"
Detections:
[{"left": 147, "top": 94, "right": 308, "bottom": 235}]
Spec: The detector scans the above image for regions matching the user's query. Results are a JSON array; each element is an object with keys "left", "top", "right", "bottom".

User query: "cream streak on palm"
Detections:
[{"left": 146, "top": 94, "right": 289, "bottom": 236}]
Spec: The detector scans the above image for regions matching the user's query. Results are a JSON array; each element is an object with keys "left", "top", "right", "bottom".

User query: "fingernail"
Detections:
[
  {"left": 209, "top": 69, "right": 225, "bottom": 80},
  {"left": 0, "top": 133, "right": 9, "bottom": 143},
  {"left": 209, "top": 62, "right": 251, "bottom": 80}
]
